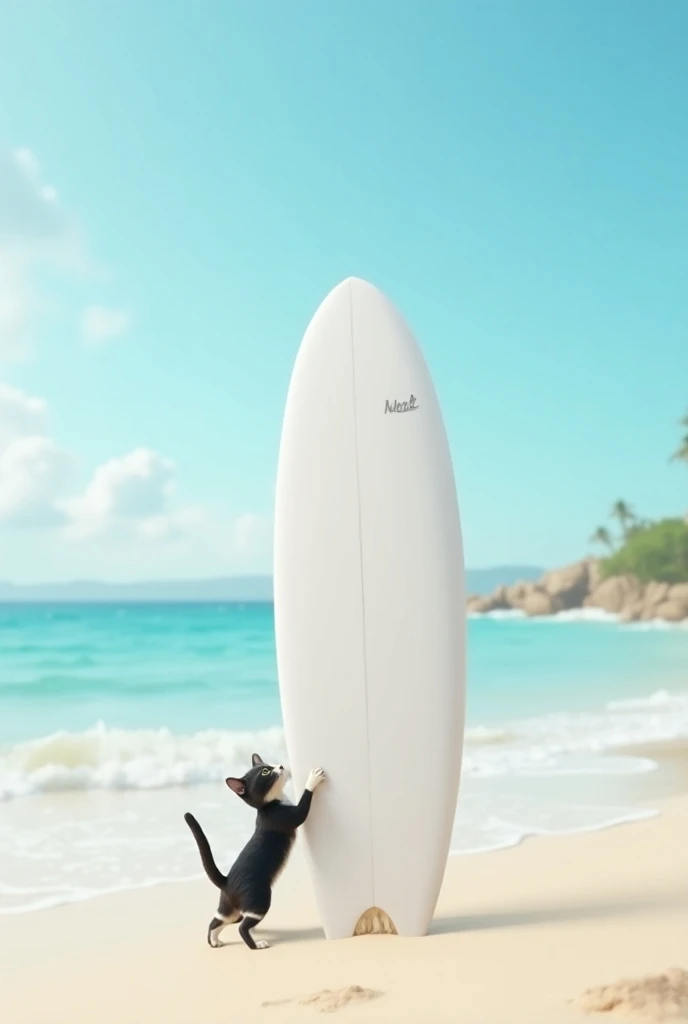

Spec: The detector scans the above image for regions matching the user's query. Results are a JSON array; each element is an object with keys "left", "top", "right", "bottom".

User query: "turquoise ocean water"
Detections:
[{"left": 1, "top": 603, "right": 687, "bottom": 914}]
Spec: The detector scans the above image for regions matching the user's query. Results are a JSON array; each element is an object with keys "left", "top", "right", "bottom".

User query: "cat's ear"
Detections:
[
  {"left": 251, "top": 753, "right": 264, "bottom": 767},
  {"left": 225, "top": 777, "right": 246, "bottom": 797}
]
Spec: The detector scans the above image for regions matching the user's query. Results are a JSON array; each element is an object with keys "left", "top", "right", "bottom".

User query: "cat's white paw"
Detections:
[
  {"left": 255, "top": 940, "right": 270, "bottom": 950},
  {"left": 306, "top": 767, "right": 326, "bottom": 791}
]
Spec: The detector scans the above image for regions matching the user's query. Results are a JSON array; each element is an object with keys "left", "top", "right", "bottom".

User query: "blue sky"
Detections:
[{"left": 0, "top": 0, "right": 686, "bottom": 582}]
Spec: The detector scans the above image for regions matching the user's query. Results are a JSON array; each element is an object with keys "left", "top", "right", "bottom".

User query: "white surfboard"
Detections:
[{"left": 274, "top": 277, "right": 465, "bottom": 940}]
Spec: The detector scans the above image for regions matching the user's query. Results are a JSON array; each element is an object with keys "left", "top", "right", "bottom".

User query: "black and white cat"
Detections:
[{"left": 184, "top": 753, "right": 326, "bottom": 950}]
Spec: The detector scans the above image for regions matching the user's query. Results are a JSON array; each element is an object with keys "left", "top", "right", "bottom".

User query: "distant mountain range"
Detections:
[
  {"left": 0, "top": 566, "right": 544, "bottom": 603},
  {"left": 466, "top": 565, "right": 544, "bottom": 595}
]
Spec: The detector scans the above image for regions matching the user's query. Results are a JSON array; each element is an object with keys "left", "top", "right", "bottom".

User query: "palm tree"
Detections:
[
  {"left": 589, "top": 526, "right": 613, "bottom": 551},
  {"left": 625, "top": 517, "right": 650, "bottom": 539},
  {"left": 670, "top": 411, "right": 688, "bottom": 465},
  {"left": 610, "top": 499, "right": 636, "bottom": 540}
]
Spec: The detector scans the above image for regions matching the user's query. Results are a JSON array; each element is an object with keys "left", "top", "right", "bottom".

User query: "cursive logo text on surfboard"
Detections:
[{"left": 384, "top": 394, "right": 419, "bottom": 415}]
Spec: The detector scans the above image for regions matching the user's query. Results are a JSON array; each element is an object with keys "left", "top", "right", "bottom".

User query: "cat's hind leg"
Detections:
[
  {"left": 238, "top": 912, "right": 269, "bottom": 950},
  {"left": 207, "top": 908, "right": 241, "bottom": 948}
]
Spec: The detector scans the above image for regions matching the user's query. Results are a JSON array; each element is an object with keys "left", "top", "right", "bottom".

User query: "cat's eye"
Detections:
[{"left": 261, "top": 767, "right": 270, "bottom": 776}]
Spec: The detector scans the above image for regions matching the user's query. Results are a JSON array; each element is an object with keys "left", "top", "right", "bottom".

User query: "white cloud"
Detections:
[
  {"left": 61, "top": 457, "right": 271, "bottom": 568},
  {"left": 0, "top": 145, "right": 132, "bottom": 363},
  {"left": 137, "top": 505, "right": 208, "bottom": 542},
  {"left": 12, "top": 148, "right": 59, "bottom": 205},
  {"left": 0, "top": 435, "right": 72, "bottom": 528},
  {"left": 0, "top": 253, "right": 40, "bottom": 363},
  {"left": 61, "top": 449, "right": 212, "bottom": 548},
  {"left": 81, "top": 305, "right": 131, "bottom": 345},
  {"left": 0, "top": 382, "right": 48, "bottom": 449},
  {"left": 232, "top": 513, "right": 272, "bottom": 558},
  {"left": 0, "top": 147, "right": 66, "bottom": 250},
  {"left": 0, "top": 148, "right": 266, "bottom": 577},
  {"left": 0, "top": 388, "right": 189, "bottom": 540},
  {"left": 0, "top": 383, "right": 72, "bottom": 527},
  {"left": 0, "top": 146, "right": 82, "bottom": 362},
  {"left": 64, "top": 448, "right": 178, "bottom": 537},
  {"left": 0, "top": 257, "right": 35, "bottom": 361},
  {"left": 0, "top": 380, "right": 272, "bottom": 577}
]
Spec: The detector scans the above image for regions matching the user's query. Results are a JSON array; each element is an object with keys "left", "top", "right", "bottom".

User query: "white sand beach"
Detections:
[{"left": 2, "top": 789, "right": 686, "bottom": 1024}]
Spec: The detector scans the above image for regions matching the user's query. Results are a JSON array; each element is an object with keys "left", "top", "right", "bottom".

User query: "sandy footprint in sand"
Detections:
[
  {"left": 262, "top": 985, "right": 383, "bottom": 1014},
  {"left": 573, "top": 968, "right": 688, "bottom": 1021}
]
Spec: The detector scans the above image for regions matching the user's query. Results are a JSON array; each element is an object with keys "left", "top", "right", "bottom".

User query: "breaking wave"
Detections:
[
  {"left": 2, "top": 688, "right": 688, "bottom": 801},
  {"left": 0, "top": 722, "right": 286, "bottom": 801}
]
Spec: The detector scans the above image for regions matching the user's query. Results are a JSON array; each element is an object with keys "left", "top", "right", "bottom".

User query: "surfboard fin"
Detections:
[{"left": 353, "top": 907, "right": 397, "bottom": 936}]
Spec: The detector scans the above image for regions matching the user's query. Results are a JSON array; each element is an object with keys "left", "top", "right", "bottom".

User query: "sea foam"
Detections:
[
  {"left": 2, "top": 689, "right": 688, "bottom": 801},
  {"left": 471, "top": 606, "right": 688, "bottom": 628},
  {"left": 0, "top": 722, "right": 286, "bottom": 801},
  {"left": 1, "top": 693, "right": 686, "bottom": 916}
]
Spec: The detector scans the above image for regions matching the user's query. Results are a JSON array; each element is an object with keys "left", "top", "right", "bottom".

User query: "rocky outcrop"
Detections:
[
  {"left": 618, "top": 600, "right": 645, "bottom": 624},
  {"left": 505, "top": 582, "right": 532, "bottom": 608},
  {"left": 542, "top": 561, "right": 590, "bottom": 607},
  {"left": 653, "top": 599, "right": 686, "bottom": 622},
  {"left": 521, "top": 588, "right": 562, "bottom": 617},
  {"left": 617, "top": 582, "right": 688, "bottom": 623},
  {"left": 467, "top": 559, "right": 688, "bottom": 622},
  {"left": 585, "top": 574, "right": 643, "bottom": 614},
  {"left": 466, "top": 585, "right": 511, "bottom": 614},
  {"left": 644, "top": 581, "right": 671, "bottom": 609},
  {"left": 669, "top": 583, "right": 688, "bottom": 610}
]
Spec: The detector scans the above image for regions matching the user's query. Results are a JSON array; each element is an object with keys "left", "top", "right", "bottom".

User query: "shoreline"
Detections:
[
  {"left": 2, "top": 737, "right": 687, "bottom": 919},
  {"left": 2, "top": 794, "right": 686, "bottom": 1023},
  {"left": 468, "top": 605, "right": 688, "bottom": 629},
  {"left": 0, "top": 807, "right": 662, "bottom": 920},
  {"left": 3, "top": 610, "right": 687, "bottom": 919}
]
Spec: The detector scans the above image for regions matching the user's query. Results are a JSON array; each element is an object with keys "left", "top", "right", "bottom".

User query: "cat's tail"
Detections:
[{"left": 183, "top": 812, "right": 226, "bottom": 889}]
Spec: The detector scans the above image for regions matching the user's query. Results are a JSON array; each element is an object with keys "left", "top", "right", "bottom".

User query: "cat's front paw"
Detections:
[
  {"left": 306, "top": 767, "right": 326, "bottom": 791},
  {"left": 255, "top": 940, "right": 270, "bottom": 950}
]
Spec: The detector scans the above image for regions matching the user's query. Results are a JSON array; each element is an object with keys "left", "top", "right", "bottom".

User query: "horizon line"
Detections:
[{"left": 0, "top": 564, "right": 548, "bottom": 589}]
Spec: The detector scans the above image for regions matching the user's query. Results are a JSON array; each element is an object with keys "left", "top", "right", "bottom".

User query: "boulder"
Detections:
[
  {"left": 668, "top": 583, "right": 688, "bottom": 613},
  {"left": 586, "top": 575, "right": 643, "bottom": 614},
  {"left": 644, "top": 581, "right": 670, "bottom": 608},
  {"left": 467, "top": 584, "right": 511, "bottom": 614},
  {"left": 619, "top": 600, "right": 644, "bottom": 623},
  {"left": 587, "top": 558, "right": 602, "bottom": 594},
  {"left": 505, "top": 581, "right": 538, "bottom": 610},
  {"left": 542, "top": 560, "right": 590, "bottom": 609},
  {"left": 654, "top": 599, "right": 687, "bottom": 622},
  {"left": 522, "top": 589, "right": 562, "bottom": 617},
  {"left": 468, "top": 594, "right": 505, "bottom": 614},
  {"left": 468, "top": 563, "right": 687, "bottom": 620}
]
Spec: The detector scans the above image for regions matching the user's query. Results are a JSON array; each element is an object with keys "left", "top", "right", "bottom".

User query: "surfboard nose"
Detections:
[
  {"left": 310, "top": 278, "right": 400, "bottom": 342},
  {"left": 331, "top": 275, "right": 381, "bottom": 297}
]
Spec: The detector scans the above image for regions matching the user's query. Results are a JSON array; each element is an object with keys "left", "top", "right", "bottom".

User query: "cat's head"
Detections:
[{"left": 225, "top": 753, "right": 289, "bottom": 808}]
